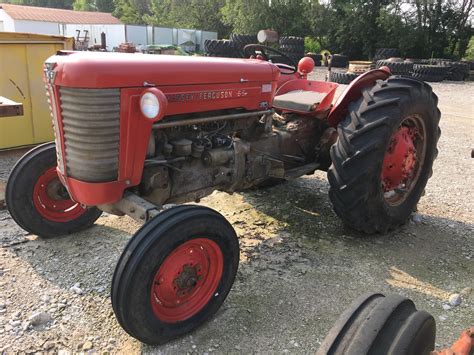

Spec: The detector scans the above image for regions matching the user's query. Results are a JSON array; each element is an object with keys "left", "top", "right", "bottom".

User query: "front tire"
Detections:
[
  {"left": 316, "top": 293, "right": 436, "bottom": 355},
  {"left": 111, "top": 205, "right": 240, "bottom": 345},
  {"left": 328, "top": 76, "right": 441, "bottom": 233},
  {"left": 5, "top": 142, "right": 102, "bottom": 238}
]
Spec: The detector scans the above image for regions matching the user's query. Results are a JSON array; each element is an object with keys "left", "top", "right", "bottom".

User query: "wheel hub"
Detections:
[
  {"left": 33, "top": 167, "right": 86, "bottom": 222},
  {"left": 151, "top": 238, "right": 223, "bottom": 323},
  {"left": 174, "top": 264, "right": 201, "bottom": 295},
  {"left": 382, "top": 126, "right": 417, "bottom": 191}
]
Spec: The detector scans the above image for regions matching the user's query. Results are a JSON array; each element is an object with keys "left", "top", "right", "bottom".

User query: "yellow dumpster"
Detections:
[{"left": 0, "top": 32, "right": 74, "bottom": 150}]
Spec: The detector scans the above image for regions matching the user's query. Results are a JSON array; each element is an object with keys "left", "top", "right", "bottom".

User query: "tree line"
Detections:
[{"left": 5, "top": 0, "right": 473, "bottom": 60}]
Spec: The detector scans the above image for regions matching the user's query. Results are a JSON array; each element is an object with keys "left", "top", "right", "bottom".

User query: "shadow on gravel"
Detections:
[
  {"left": 239, "top": 174, "right": 473, "bottom": 295},
  {"left": 5, "top": 220, "right": 132, "bottom": 294},
  {"left": 2, "top": 174, "right": 472, "bottom": 352}
]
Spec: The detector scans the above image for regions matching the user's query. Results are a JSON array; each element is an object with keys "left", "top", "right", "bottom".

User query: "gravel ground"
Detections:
[{"left": 0, "top": 70, "right": 473, "bottom": 353}]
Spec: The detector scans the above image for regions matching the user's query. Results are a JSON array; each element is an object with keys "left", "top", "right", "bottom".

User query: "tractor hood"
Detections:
[{"left": 47, "top": 51, "right": 280, "bottom": 88}]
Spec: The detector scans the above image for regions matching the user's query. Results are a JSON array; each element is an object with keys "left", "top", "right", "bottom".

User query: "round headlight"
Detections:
[{"left": 140, "top": 92, "right": 160, "bottom": 119}]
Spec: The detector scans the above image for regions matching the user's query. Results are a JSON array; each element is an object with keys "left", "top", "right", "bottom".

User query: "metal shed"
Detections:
[{"left": 0, "top": 32, "right": 73, "bottom": 150}]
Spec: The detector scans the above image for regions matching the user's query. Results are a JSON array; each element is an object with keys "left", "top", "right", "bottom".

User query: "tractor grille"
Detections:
[{"left": 58, "top": 87, "right": 120, "bottom": 182}]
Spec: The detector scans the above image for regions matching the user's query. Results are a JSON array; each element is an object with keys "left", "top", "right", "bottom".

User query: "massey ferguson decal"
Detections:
[{"left": 166, "top": 88, "right": 252, "bottom": 103}]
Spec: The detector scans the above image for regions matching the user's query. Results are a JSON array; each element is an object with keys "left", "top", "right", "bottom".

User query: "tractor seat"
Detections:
[{"left": 273, "top": 90, "right": 328, "bottom": 112}]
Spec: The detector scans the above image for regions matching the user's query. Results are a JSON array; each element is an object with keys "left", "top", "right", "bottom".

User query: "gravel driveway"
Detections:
[{"left": 0, "top": 72, "right": 473, "bottom": 353}]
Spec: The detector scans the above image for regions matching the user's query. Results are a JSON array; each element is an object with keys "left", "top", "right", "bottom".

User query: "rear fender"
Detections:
[{"left": 327, "top": 67, "right": 391, "bottom": 127}]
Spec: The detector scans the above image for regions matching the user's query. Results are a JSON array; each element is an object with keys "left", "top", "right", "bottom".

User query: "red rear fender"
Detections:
[{"left": 327, "top": 67, "right": 391, "bottom": 127}]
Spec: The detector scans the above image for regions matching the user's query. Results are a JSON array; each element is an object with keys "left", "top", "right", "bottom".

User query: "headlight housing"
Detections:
[{"left": 140, "top": 88, "right": 168, "bottom": 121}]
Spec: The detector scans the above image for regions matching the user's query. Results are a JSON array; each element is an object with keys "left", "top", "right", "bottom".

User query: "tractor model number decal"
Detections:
[{"left": 166, "top": 89, "right": 251, "bottom": 103}]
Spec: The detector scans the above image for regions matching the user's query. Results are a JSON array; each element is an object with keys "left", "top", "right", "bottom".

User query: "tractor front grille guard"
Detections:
[{"left": 51, "top": 87, "right": 121, "bottom": 183}]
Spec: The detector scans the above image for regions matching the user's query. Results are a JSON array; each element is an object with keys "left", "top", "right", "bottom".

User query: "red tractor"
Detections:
[{"left": 6, "top": 45, "right": 440, "bottom": 344}]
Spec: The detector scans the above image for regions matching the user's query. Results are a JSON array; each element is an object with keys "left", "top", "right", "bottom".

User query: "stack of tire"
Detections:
[
  {"left": 436, "top": 59, "right": 470, "bottom": 81},
  {"left": 375, "top": 58, "right": 413, "bottom": 76},
  {"left": 327, "top": 70, "right": 360, "bottom": 84},
  {"left": 466, "top": 60, "right": 474, "bottom": 81},
  {"left": 327, "top": 60, "right": 369, "bottom": 84},
  {"left": 279, "top": 36, "right": 305, "bottom": 64},
  {"left": 230, "top": 34, "right": 258, "bottom": 58},
  {"left": 329, "top": 54, "right": 349, "bottom": 68},
  {"left": 410, "top": 64, "right": 450, "bottom": 82},
  {"left": 405, "top": 58, "right": 430, "bottom": 64},
  {"left": 204, "top": 39, "right": 239, "bottom": 58},
  {"left": 373, "top": 48, "right": 400, "bottom": 62},
  {"left": 305, "top": 52, "right": 322, "bottom": 66}
]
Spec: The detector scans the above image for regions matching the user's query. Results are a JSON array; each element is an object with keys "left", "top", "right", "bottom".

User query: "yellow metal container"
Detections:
[{"left": 0, "top": 32, "right": 73, "bottom": 150}]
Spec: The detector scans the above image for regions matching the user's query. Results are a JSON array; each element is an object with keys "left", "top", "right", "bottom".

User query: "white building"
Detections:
[{"left": 0, "top": 3, "right": 217, "bottom": 50}]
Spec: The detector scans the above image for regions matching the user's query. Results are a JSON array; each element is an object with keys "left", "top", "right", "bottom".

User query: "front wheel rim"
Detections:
[
  {"left": 381, "top": 115, "right": 427, "bottom": 206},
  {"left": 33, "top": 167, "right": 87, "bottom": 222},
  {"left": 150, "top": 238, "right": 224, "bottom": 323}
]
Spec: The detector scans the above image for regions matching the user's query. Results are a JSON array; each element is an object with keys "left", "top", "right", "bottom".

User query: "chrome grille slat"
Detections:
[
  {"left": 59, "top": 87, "right": 120, "bottom": 182},
  {"left": 63, "top": 127, "right": 121, "bottom": 136},
  {"left": 62, "top": 119, "right": 119, "bottom": 129},
  {"left": 61, "top": 104, "right": 120, "bottom": 114},
  {"left": 64, "top": 140, "right": 120, "bottom": 150}
]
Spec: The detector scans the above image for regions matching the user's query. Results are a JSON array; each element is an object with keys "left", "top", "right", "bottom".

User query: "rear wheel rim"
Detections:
[
  {"left": 151, "top": 238, "right": 224, "bottom": 323},
  {"left": 382, "top": 115, "right": 426, "bottom": 206},
  {"left": 33, "top": 167, "right": 87, "bottom": 222}
]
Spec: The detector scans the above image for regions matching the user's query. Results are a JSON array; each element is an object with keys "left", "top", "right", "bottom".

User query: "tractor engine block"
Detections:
[{"left": 135, "top": 111, "right": 325, "bottom": 207}]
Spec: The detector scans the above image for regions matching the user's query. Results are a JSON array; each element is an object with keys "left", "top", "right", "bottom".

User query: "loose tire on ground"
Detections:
[
  {"left": 111, "top": 205, "right": 240, "bottom": 345},
  {"left": 5, "top": 142, "right": 102, "bottom": 238},
  {"left": 316, "top": 293, "right": 436, "bottom": 355},
  {"left": 328, "top": 76, "right": 441, "bottom": 233}
]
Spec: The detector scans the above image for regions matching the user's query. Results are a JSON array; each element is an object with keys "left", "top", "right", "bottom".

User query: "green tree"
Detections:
[
  {"left": 113, "top": 0, "right": 144, "bottom": 23},
  {"left": 221, "top": 0, "right": 271, "bottom": 35},
  {"left": 464, "top": 36, "right": 474, "bottom": 60},
  {"left": 73, "top": 0, "right": 95, "bottom": 11},
  {"left": 144, "top": 0, "right": 229, "bottom": 36},
  {"left": 96, "top": 0, "right": 115, "bottom": 12},
  {"left": 268, "top": 0, "right": 311, "bottom": 36},
  {"left": 306, "top": 0, "right": 331, "bottom": 50}
]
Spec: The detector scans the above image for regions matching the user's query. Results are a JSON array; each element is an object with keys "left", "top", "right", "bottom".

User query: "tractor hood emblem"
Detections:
[{"left": 44, "top": 61, "right": 57, "bottom": 84}]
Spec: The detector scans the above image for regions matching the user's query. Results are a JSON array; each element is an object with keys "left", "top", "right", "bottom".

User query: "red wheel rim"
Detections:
[
  {"left": 381, "top": 115, "right": 426, "bottom": 205},
  {"left": 150, "top": 238, "right": 224, "bottom": 323},
  {"left": 33, "top": 167, "right": 87, "bottom": 222}
]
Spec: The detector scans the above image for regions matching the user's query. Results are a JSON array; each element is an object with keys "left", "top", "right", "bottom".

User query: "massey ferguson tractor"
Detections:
[{"left": 6, "top": 45, "right": 440, "bottom": 344}]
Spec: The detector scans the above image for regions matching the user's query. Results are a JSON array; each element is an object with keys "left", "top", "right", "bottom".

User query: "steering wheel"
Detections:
[{"left": 243, "top": 44, "right": 297, "bottom": 75}]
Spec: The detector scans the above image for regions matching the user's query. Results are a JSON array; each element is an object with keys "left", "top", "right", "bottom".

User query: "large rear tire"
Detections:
[
  {"left": 111, "top": 205, "right": 240, "bottom": 345},
  {"left": 5, "top": 142, "right": 102, "bottom": 238},
  {"left": 328, "top": 77, "right": 441, "bottom": 233}
]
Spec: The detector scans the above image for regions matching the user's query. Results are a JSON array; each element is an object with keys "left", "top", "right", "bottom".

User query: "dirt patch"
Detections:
[{"left": 0, "top": 74, "right": 473, "bottom": 353}]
